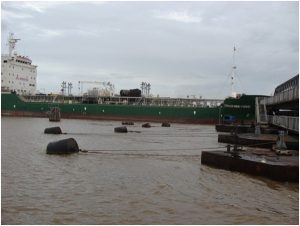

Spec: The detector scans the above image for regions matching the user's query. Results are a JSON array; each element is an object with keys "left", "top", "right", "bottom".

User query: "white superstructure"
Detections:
[{"left": 1, "top": 33, "right": 37, "bottom": 95}]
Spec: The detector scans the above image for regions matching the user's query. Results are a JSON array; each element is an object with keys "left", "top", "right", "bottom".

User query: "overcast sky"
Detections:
[{"left": 1, "top": 1, "right": 299, "bottom": 98}]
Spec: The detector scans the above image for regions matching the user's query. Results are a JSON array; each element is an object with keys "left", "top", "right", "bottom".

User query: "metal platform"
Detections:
[
  {"left": 218, "top": 133, "right": 299, "bottom": 150},
  {"left": 201, "top": 149, "right": 298, "bottom": 182}
]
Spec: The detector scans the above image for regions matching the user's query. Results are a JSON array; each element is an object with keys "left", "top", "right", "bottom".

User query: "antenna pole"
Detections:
[
  {"left": 8, "top": 33, "right": 21, "bottom": 58},
  {"left": 231, "top": 46, "right": 237, "bottom": 97}
]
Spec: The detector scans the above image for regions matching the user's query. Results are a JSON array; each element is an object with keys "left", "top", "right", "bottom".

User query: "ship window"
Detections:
[{"left": 3, "top": 60, "right": 7, "bottom": 63}]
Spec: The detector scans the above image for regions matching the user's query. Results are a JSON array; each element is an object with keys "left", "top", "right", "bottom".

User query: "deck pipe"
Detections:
[
  {"left": 44, "top": 126, "right": 63, "bottom": 134},
  {"left": 46, "top": 138, "right": 79, "bottom": 154}
]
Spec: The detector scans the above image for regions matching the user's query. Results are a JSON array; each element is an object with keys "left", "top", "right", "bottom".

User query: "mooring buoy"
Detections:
[
  {"left": 46, "top": 138, "right": 79, "bottom": 154},
  {"left": 114, "top": 126, "right": 128, "bottom": 133},
  {"left": 142, "top": 123, "right": 151, "bottom": 128},
  {"left": 122, "top": 121, "right": 134, "bottom": 125},
  {"left": 161, "top": 122, "right": 171, "bottom": 127},
  {"left": 44, "top": 126, "right": 62, "bottom": 134}
]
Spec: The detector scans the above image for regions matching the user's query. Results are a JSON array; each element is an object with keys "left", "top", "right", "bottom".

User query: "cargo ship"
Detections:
[{"left": 1, "top": 33, "right": 258, "bottom": 124}]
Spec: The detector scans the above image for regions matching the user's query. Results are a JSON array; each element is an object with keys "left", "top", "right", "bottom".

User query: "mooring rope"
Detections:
[
  {"left": 79, "top": 145, "right": 227, "bottom": 154},
  {"left": 78, "top": 140, "right": 279, "bottom": 156},
  {"left": 80, "top": 152, "right": 203, "bottom": 157}
]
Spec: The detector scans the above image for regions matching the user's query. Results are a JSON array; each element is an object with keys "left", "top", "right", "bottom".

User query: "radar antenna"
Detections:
[{"left": 8, "top": 32, "right": 21, "bottom": 58}]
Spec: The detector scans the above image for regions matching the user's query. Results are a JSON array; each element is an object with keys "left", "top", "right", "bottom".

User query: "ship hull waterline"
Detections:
[{"left": 2, "top": 110, "right": 221, "bottom": 124}]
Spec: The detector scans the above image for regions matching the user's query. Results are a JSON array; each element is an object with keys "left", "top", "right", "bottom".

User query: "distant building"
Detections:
[{"left": 1, "top": 33, "right": 37, "bottom": 95}]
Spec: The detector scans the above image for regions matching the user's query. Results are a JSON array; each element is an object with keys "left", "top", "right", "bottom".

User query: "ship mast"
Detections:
[
  {"left": 230, "top": 46, "right": 237, "bottom": 98},
  {"left": 8, "top": 32, "right": 20, "bottom": 58}
]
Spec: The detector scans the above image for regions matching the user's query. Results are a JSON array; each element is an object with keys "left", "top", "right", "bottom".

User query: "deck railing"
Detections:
[
  {"left": 268, "top": 115, "right": 299, "bottom": 132},
  {"left": 21, "top": 95, "right": 224, "bottom": 108}
]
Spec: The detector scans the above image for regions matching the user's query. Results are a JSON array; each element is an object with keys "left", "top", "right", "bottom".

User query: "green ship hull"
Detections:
[
  {"left": 220, "top": 94, "right": 260, "bottom": 123},
  {"left": 1, "top": 93, "right": 258, "bottom": 124}
]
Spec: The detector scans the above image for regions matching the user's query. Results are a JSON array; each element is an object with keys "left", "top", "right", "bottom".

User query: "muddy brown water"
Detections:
[{"left": 1, "top": 117, "right": 298, "bottom": 224}]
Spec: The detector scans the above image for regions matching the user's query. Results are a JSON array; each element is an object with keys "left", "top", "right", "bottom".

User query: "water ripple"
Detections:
[{"left": 2, "top": 117, "right": 298, "bottom": 225}]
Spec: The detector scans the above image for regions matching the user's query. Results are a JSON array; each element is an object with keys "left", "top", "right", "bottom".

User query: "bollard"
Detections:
[
  {"left": 254, "top": 125, "right": 261, "bottom": 136},
  {"left": 114, "top": 126, "right": 128, "bottom": 133},
  {"left": 226, "top": 144, "right": 231, "bottom": 153},
  {"left": 276, "top": 130, "right": 287, "bottom": 150},
  {"left": 46, "top": 138, "right": 79, "bottom": 154},
  {"left": 44, "top": 127, "right": 62, "bottom": 134}
]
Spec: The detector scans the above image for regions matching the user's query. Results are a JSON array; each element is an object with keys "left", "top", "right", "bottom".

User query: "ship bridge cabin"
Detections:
[
  {"left": 1, "top": 54, "right": 37, "bottom": 95},
  {"left": 1, "top": 33, "right": 37, "bottom": 95}
]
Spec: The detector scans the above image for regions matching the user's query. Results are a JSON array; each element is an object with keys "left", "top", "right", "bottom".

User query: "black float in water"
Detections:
[
  {"left": 114, "top": 126, "right": 128, "bottom": 133},
  {"left": 122, "top": 121, "right": 134, "bottom": 125},
  {"left": 46, "top": 138, "right": 79, "bottom": 154},
  {"left": 161, "top": 122, "right": 171, "bottom": 127},
  {"left": 142, "top": 123, "right": 151, "bottom": 128},
  {"left": 44, "top": 126, "right": 62, "bottom": 134}
]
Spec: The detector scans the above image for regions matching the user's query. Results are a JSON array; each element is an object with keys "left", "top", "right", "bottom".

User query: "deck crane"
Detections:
[{"left": 78, "top": 81, "right": 115, "bottom": 96}]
